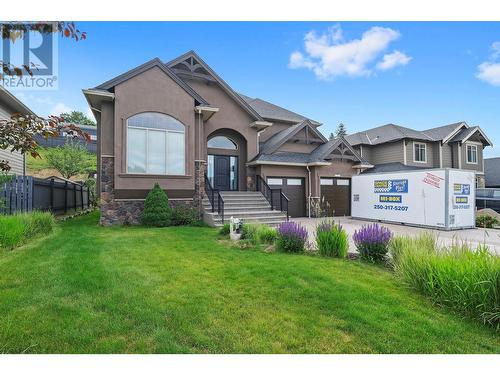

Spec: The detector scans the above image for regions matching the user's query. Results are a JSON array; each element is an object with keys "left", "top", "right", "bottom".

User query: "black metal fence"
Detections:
[
  {"left": 476, "top": 188, "right": 500, "bottom": 213},
  {"left": 1, "top": 175, "right": 90, "bottom": 215}
]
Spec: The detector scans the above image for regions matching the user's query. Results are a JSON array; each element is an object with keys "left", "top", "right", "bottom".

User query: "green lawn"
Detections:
[{"left": 0, "top": 212, "right": 498, "bottom": 353}]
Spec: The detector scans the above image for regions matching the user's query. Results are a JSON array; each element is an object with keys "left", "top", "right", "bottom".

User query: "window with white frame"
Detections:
[
  {"left": 126, "top": 112, "right": 185, "bottom": 175},
  {"left": 466, "top": 144, "right": 478, "bottom": 164},
  {"left": 414, "top": 142, "right": 427, "bottom": 163}
]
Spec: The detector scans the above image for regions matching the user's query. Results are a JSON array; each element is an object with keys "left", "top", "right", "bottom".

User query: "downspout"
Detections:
[{"left": 306, "top": 165, "right": 312, "bottom": 218}]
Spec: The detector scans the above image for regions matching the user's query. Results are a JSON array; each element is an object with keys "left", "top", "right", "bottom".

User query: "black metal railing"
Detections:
[
  {"left": 256, "top": 175, "right": 289, "bottom": 220},
  {"left": 204, "top": 175, "right": 225, "bottom": 223}
]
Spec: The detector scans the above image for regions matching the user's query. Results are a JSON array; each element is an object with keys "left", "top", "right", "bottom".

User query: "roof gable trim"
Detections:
[{"left": 166, "top": 51, "right": 263, "bottom": 121}]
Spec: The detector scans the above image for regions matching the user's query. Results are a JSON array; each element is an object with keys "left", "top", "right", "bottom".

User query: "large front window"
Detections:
[
  {"left": 126, "top": 112, "right": 185, "bottom": 175},
  {"left": 414, "top": 142, "right": 427, "bottom": 163}
]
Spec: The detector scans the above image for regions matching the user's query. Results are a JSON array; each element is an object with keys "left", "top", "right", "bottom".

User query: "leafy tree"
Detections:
[
  {"left": 328, "top": 132, "right": 335, "bottom": 141},
  {"left": 141, "top": 183, "right": 172, "bottom": 227},
  {"left": 0, "top": 114, "right": 89, "bottom": 172},
  {"left": 45, "top": 140, "right": 95, "bottom": 180},
  {"left": 335, "top": 122, "right": 347, "bottom": 138},
  {"left": 60, "top": 111, "right": 95, "bottom": 126}
]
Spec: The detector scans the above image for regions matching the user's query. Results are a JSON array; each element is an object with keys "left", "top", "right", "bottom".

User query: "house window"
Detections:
[
  {"left": 126, "top": 112, "right": 185, "bottom": 175},
  {"left": 414, "top": 142, "right": 427, "bottom": 163},
  {"left": 207, "top": 136, "right": 237, "bottom": 150},
  {"left": 466, "top": 144, "right": 478, "bottom": 164}
]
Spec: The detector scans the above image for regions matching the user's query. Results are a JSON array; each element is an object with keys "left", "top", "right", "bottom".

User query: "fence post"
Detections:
[
  {"left": 50, "top": 178, "right": 55, "bottom": 211},
  {"left": 64, "top": 180, "right": 68, "bottom": 214},
  {"left": 73, "top": 182, "right": 77, "bottom": 211},
  {"left": 80, "top": 184, "right": 84, "bottom": 210},
  {"left": 28, "top": 177, "right": 33, "bottom": 212}
]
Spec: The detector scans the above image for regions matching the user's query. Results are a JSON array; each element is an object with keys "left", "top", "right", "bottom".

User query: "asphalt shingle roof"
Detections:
[
  {"left": 239, "top": 94, "right": 321, "bottom": 125},
  {"left": 422, "top": 122, "right": 464, "bottom": 140},
  {"left": 448, "top": 126, "right": 479, "bottom": 143},
  {"left": 345, "top": 124, "right": 433, "bottom": 146},
  {"left": 361, "top": 162, "right": 426, "bottom": 174}
]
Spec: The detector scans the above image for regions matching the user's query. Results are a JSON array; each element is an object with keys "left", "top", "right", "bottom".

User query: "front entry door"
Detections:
[{"left": 214, "top": 155, "right": 231, "bottom": 191}]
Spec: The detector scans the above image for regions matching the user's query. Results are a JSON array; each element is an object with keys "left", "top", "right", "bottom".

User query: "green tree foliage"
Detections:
[
  {"left": 45, "top": 140, "right": 95, "bottom": 179},
  {"left": 140, "top": 183, "right": 172, "bottom": 227},
  {"left": 60, "top": 111, "right": 95, "bottom": 126},
  {"left": 335, "top": 122, "right": 347, "bottom": 138},
  {"left": 328, "top": 132, "right": 335, "bottom": 141}
]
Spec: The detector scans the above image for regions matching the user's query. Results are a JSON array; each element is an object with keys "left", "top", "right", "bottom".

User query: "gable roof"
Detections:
[
  {"left": 346, "top": 124, "right": 433, "bottom": 146},
  {"left": 165, "top": 50, "right": 263, "bottom": 121},
  {"left": 485, "top": 157, "right": 500, "bottom": 187},
  {"left": 239, "top": 94, "right": 321, "bottom": 126},
  {"left": 259, "top": 119, "right": 326, "bottom": 155},
  {"left": 448, "top": 126, "right": 493, "bottom": 146},
  {"left": 94, "top": 58, "right": 208, "bottom": 105},
  {"left": 0, "top": 86, "right": 36, "bottom": 116},
  {"left": 423, "top": 122, "right": 466, "bottom": 141},
  {"left": 252, "top": 131, "right": 368, "bottom": 167}
]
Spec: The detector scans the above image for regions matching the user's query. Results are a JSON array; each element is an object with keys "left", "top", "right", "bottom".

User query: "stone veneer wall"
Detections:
[{"left": 100, "top": 156, "right": 197, "bottom": 226}]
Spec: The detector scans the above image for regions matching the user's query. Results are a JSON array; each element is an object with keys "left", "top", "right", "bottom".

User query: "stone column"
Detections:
[
  {"left": 100, "top": 156, "right": 116, "bottom": 226},
  {"left": 194, "top": 160, "right": 206, "bottom": 219}
]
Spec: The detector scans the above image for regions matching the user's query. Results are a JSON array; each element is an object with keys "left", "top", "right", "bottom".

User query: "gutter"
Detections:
[{"left": 246, "top": 160, "right": 331, "bottom": 167}]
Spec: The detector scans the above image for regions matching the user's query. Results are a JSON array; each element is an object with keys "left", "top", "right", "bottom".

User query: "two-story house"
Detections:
[{"left": 346, "top": 122, "right": 492, "bottom": 187}]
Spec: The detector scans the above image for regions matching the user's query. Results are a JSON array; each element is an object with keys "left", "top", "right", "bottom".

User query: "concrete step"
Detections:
[
  {"left": 205, "top": 210, "right": 286, "bottom": 219},
  {"left": 212, "top": 218, "right": 286, "bottom": 227}
]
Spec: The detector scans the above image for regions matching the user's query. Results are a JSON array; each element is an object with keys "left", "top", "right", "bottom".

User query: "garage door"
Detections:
[
  {"left": 267, "top": 177, "right": 306, "bottom": 218},
  {"left": 320, "top": 178, "right": 351, "bottom": 216}
]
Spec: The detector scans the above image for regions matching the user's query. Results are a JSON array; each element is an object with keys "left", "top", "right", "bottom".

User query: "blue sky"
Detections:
[{"left": 13, "top": 21, "right": 500, "bottom": 157}]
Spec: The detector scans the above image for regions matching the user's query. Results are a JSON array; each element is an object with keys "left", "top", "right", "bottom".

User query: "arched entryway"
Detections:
[{"left": 206, "top": 129, "right": 247, "bottom": 191}]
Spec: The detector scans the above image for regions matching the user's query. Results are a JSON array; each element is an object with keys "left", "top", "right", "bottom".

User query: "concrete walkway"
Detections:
[{"left": 295, "top": 217, "right": 500, "bottom": 255}]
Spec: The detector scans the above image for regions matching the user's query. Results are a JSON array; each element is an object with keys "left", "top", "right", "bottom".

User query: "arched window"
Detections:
[
  {"left": 207, "top": 136, "right": 237, "bottom": 150},
  {"left": 127, "top": 112, "right": 185, "bottom": 175}
]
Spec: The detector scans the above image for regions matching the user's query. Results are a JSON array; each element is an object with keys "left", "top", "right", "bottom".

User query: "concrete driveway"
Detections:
[{"left": 295, "top": 217, "right": 500, "bottom": 255}]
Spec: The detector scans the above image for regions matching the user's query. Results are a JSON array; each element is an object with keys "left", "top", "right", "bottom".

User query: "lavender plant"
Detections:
[
  {"left": 353, "top": 223, "right": 392, "bottom": 262},
  {"left": 276, "top": 221, "right": 308, "bottom": 253}
]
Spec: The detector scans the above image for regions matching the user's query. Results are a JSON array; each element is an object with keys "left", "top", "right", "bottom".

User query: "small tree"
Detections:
[
  {"left": 45, "top": 140, "right": 95, "bottom": 179},
  {"left": 328, "top": 132, "right": 335, "bottom": 141},
  {"left": 60, "top": 111, "right": 95, "bottom": 126},
  {"left": 335, "top": 122, "right": 347, "bottom": 138},
  {"left": 141, "top": 183, "right": 172, "bottom": 227}
]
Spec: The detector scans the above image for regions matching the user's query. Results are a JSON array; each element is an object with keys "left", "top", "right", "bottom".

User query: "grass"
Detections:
[
  {"left": 0, "top": 211, "right": 55, "bottom": 249},
  {"left": 0, "top": 212, "right": 498, "bottom": 353},
  {"left": 389, "top": 233, "right": 500, "bottom": 328}
]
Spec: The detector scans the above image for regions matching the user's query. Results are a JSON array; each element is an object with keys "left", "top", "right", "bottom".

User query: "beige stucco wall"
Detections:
[
  {"left": 110, "top": 66, "right": 197, "bottom": 193},
  {"left": 187, "top": 79, "right": 259, "bottom": 161}
]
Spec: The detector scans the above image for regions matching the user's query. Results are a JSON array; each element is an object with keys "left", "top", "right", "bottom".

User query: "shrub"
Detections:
[
  {"left": 476, "top": 214, "right": 499, "bottom": 228},
  {"left": 171, "top": 205, "right": 199, "bottom": 226},
  {"left": 315, "top": 219, "right": 348, "bottom": 258},
  {"left": 140, "top": 183, "right": 171, "bottom": 227},
  {"left": 256, "top": 225, "right": 278, "bottom": 245},
  {"left": 276, "top": 221, "right": 308, "bottom": 253},
  {"left": 241, "top": 223, "right": 259, "bottom": 244},
  {"left": 353, "top": 223, "right": 392, "bottom": 262},
  {"left": 390, "top": 234, "right": 500, "bottom": 328},
  {"left": 0, "top": 211, "right": 55, "bottom": 249},
  {"left": 219, "top": 223, "right": 230, "bottom": 236}
]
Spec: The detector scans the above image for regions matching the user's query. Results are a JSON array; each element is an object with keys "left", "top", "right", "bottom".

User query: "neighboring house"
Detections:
[
  {"left": 35, "top": 124, "right": 97, "bottom": 153},
  {"left": 0, "top": 86, "right": 36, "bottom": 175},
  {"left": 84, "top": 50, "right": 370, "bottom": 225},
  {"left": 484, "top": 157, "right": 500, "bottom": 188},
  {"left": 346, "top": 122, "right": 492, "bottom": 187}
]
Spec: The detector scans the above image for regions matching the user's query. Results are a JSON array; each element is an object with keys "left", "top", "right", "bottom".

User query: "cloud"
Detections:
[
  {"left": 376, "top": 50, "right": 412, "bottom": 70},
  {"left": 51, "top": 102, "right": 72, "bottom": 115},
  {"left": 289, "top": 25, "right": 411, "bottom": 80},
  {"left": 476, "top": 62, "right": 500, "bottom": 86},
  {"left": 476, "top": 42, "right": 500, "bottom": 86}
]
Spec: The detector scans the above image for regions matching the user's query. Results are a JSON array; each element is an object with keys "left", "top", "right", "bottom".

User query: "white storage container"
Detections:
[{"left": 351, "top": 169, "right": 476, "bottom": 230}]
